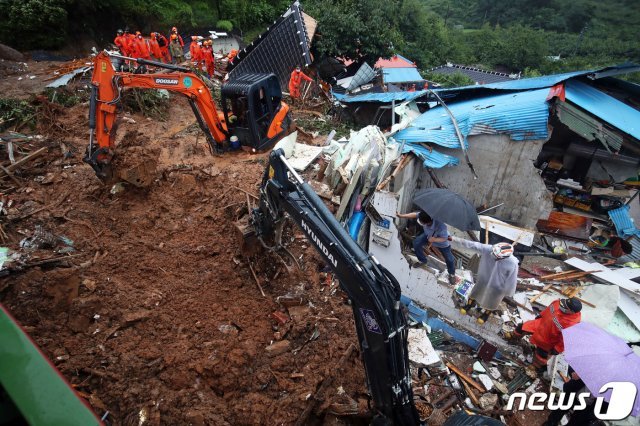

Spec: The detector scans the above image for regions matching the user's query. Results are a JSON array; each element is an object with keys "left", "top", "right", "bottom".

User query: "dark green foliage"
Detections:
[
  {"left": 423, "top": 71, "right": 475, "bottom": 88},
  {"left": 121, "top": 89, "right": 170, "bottom": 120},
  {"left": 0, "top": 98, "right": 37, "bottom": 131},
  {"left": 216, "top": 20, "right": 233, "bottom": 32},
  {"left": 42, "top": 87, "right": 89, "bottom": 108},
  {"left": 0, "top": 0, "right": 71, "bottom": 50}
]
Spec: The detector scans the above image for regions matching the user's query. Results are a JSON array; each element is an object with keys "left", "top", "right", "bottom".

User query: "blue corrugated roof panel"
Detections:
[
  {"left": 565, "top": 80, "right": 640, "bottom": 141},
  {"left": 394, "top": 88, "right": 551, "bottom": 149},
  {"left": 434, "top": 64, "right": 640, "bottom": 93},
  {"left": 609, "top": 205, "right": 640, "bottom": 238},
  {"left": 333, "top": 90, "right": 427, "bottom": 103},
  {"left": 397, "top": 141, "right": 459, "bottom": 169},
  {"left": 382, "top": 67, "right": 424, "bottom": 84}
]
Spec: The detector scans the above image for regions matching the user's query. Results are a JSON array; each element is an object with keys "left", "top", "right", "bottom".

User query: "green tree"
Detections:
[{"left": 0, "top": 0, "right": 70, "bottom": 49}]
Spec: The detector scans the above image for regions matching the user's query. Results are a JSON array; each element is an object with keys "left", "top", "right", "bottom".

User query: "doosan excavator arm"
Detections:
[
  {"left": 85, "top": 51, "right": 290, "bottom": 182},
  {"left": 251, "top": 149, "right": 420, "bottom": 425}
]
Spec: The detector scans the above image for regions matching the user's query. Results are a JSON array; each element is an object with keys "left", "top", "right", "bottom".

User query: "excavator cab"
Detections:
[{"left": 221, "top": 74, "right": 290, "bottom": 151}]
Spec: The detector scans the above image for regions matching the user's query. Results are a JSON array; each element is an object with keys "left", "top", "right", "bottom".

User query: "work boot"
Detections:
[
  {"left": 448, "top": 274, "right": 457, "bottom": 285},
  {"left": 477, "top": 312, "right": 490, "bottom": 325}
]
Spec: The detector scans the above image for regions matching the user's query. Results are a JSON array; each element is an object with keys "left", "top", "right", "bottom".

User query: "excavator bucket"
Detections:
[{"left": 116, "top": 157, "right": 158, "bottom": 187}]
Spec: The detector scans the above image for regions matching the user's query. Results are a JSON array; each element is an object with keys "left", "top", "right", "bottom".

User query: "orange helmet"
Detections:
[
  {"left": 150, "top": 32, "right": 156, "bottom": 38},
  {"left": 171, "top": 26, "right": 177, "bottom": 32},
  {"left": 171, "top": 34, "right": 177, "bottom": 40},
  {"left": 135, "top": 31, "right": 141, "bottom": 36}
]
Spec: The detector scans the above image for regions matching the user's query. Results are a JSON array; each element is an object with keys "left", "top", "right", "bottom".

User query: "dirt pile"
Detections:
[{"left": 0, "top": 93, "right": 367, "bottom": 424}]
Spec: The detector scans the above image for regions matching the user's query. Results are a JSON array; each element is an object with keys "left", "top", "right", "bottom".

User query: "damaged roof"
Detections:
[
  {"left": 428, "top": 63, "right": 516, "bottom": 85},
  {"left": 564, "top": 80, "right": 640, "bottom": 141},
  {"left": 435, "top": 63, "right": 640, "bottom": 93},
  {"left": 394, "top": 88, "right": 551, "bottom": 149},
  {"left": 375, "top": 55, "right": 416, "bottom": 69},
  {"left": 382, "top": 67, "right": 424, "bottom": 84}
]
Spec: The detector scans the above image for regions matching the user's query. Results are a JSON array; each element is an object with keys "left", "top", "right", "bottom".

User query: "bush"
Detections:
[
  {"left": 216, "top": 20, "right": 233, "bottom": 32},
  {"left": 0, "top": 98, "right": 37, "bottom": 131}
]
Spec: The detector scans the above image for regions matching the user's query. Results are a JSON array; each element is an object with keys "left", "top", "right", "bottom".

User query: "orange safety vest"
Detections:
[{"left": 522, "top": 300, "right": 581, "bottom": 353}]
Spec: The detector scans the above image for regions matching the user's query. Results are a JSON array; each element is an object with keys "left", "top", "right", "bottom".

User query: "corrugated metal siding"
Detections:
[
  {"left": 346, "top": 62, "right": 376, "bottom": 90},
  {"left": 555, "top": 101, "right": 624, "bottom": 151},
  {"left": 609, "top": 205, "right": 640, "bottom": 238},
  {"left": 565, "top": 80, "right": 640, "bottom": 141},
  {"left": 396, "top": 140, "right": 459, "bottom": 169},
  {"left": 394, "top": 88, "right": 551, "bottom": 149},
  {"left": 382, "top": 67, "right": 424, "bottom": 83},
  {"left": 333, "top": 90, "right": 427, "bottom": 103}
]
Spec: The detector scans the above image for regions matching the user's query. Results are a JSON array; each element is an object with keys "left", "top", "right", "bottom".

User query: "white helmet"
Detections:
[{"left": 492, "top": 242, "right": 514, "bottom": 259}]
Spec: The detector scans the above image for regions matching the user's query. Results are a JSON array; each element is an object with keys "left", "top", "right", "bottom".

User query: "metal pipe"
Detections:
[{"left": 279, "top": 154, "right": 304, "bottom": 183}]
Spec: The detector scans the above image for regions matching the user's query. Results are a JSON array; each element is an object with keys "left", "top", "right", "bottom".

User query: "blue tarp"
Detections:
[
  {"left": 565, "top": 80, "right": 640, "bottom": 141},
  {"left": 382, "top": 67, "right": 424, "bottom": 84}
]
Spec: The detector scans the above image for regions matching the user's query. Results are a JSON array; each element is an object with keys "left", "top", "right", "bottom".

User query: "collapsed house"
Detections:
[{"left": 326, "top": 63, "right": 640, "bottom": 353}]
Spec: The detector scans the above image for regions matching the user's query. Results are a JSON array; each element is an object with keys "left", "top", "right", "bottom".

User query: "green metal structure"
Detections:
[{"left": 0, "top": 304, "right": 101, "bottom": 425}]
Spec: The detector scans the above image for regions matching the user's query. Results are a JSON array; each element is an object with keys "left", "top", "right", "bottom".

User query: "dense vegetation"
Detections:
[{"left": 1, "top": 0, "right": 639, "bottom": 79}]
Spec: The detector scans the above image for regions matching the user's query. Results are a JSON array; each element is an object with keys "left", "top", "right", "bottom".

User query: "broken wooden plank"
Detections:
[
  {"left": 536, "top": 211, "right": 593, "bottom": 241},
  {"left": 530, "top": 283, "right": 554, "bottom": 305},
  {"left": 565, "top": 257, "right": 640, "bottom": 293},
  {"left": 479, "top": 215, "right": 534, "bottom": 247},
  {"left": 446, "top": 361, "right": 485, "bottom": 393}
]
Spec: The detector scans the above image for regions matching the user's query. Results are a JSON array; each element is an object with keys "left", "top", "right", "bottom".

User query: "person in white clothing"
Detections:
[{"left": 449, "top": 236, "right": 519, "bottom": 324}]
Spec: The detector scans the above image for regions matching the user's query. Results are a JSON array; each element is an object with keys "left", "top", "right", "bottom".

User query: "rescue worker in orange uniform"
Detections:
[
  {"left": 201, "top": 40, "right": 215, "bottom": 78},
  {"left": 407, "top": 84, "right": 416, "bottom": 92},
  {"left": 114, "top": 29, "right": 129, "bottom": 56},
  {"left": 148, "top": 33, "right": 163, "bottom": 62},
  {"left": 288, "top": 66, "right": 313, "bottom": 100},
  {"left": 155, "top": 32, "right": 171, "bottom": 62},
  {"left": 132, "top": 31, "right": 151, "bottom": 60},
  {"left": 510, "top": 298, "right": 582, "bottom": 371},
  {"left": 170, "top": 27, "right": 184, "bottom": 47},
  {"left": 227, "top": 48, "right": 238, "bottom": 63},
  {"left": 189, "top": 36, "right": 203, "bottom": 66},
  {"left": 124, "top": 29, "right": 136, "bottom": 54}
]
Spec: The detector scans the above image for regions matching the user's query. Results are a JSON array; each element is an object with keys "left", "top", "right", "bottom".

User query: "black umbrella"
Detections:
[{"left": 413, "top": 188, "right": 481, "bottom": 231}]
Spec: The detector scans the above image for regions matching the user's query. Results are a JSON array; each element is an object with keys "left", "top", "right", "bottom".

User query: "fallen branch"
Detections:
[
  {"left": 248, "top": 262, "right": 266, "bottom": 297},
  {"left": 0, "top": 147, "right": 47, "bottom": 179},
  {"left": 232, "top": 186, "right": 259, "bottom": 200},
  {"left": 445, "top": 361, "right": 485, "bottom": 393}
]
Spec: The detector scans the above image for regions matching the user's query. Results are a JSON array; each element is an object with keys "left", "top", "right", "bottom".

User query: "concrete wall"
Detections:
[{"left": 417, "top": 134, "right": 553, "bottom": 229}]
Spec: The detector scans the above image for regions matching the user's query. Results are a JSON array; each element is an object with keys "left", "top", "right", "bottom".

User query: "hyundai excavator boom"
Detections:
[
  {"left": 85, "top": 51, "right": 290, "bottom": 184},
  {"left": 250, "top": 148, "right": 421, "bottom": 424}
]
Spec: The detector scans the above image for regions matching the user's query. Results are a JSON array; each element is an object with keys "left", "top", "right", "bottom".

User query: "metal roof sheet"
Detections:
[
  {"left": 375, "top": 54, "right": 416, "bottom": 69},
  {"left": 609, "top": 205, "right": 640, "bottom": 238},
  {"left": 394, "top": 140, "right": 459, "bottom": 169},
  {"left": 429, "top": 64, "right": 515, "bottom": 85},
  {"left": 382, "top": 67, "right": 423, "bottom": 84},
  {"left": 434, "top": 64, "right": 640, "bottom": 93},
  {"left": 394, "top": 88, "right": 551, "bottom": 149},
  {"left": 565, "top": 80, "right": 640, "bottom": 141},
  {"left": 333, "top": 90, "right": 427, "bottom": 103}
]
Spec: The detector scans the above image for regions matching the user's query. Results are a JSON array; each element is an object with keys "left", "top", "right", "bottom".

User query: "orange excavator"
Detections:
[{"left": 84, "top": 51, "right": 291, "bottom": 183}]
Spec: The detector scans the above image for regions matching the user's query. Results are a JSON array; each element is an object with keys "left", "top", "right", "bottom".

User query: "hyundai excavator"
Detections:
[
  {"left": 249, "top": 148, "right": 420, "bottom": 424},
  {"left": 85, "top": 51, "right": 290, "bottom": 184}
]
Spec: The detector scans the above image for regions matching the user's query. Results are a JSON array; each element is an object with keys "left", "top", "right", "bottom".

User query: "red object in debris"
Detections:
[
  {"left": 375, "top": 54, "right": 417, "bottom": 69},
  {"left": 547, "top": 83, "right": 566, "bottom": 101},
  {"left": 271, "top": 311, "right": 290, "bottom": 325}
]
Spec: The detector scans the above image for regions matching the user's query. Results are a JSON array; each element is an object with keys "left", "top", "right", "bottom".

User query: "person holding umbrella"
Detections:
[
  {"left": 396, "top": 210, "right": 457, "bottom": 284},
  {"left": 449, "top": 236, "right": 519, "bottom": 324}
]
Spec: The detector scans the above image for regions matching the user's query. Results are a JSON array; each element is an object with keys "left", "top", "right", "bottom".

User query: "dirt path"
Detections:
[{"left": 1, "top": 95, "right": 366, "bottom": 424}]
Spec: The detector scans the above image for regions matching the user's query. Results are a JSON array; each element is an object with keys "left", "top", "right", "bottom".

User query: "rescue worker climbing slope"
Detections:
[
  {"left": 510, "top": 298, "right": 582, "bottom": 370},
  {"left": 288, "top": 66, "right": 312, "bottom": 99},
  {"left": 132, "top": 31, "right": 151, "bottom": 60}
]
